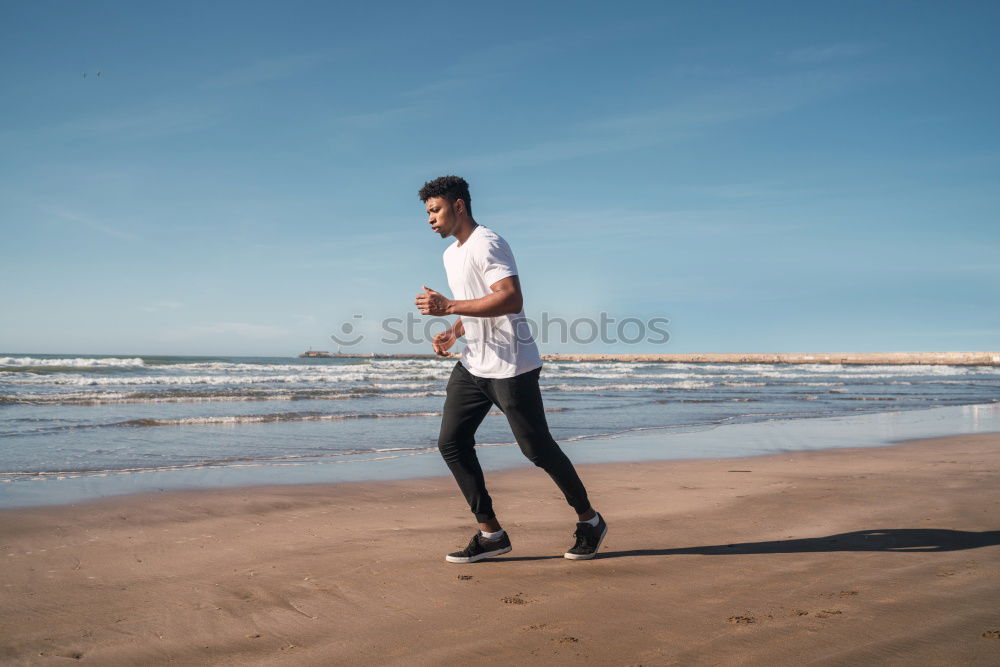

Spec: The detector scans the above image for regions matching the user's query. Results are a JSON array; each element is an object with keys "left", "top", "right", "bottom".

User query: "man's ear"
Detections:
[{"left": 455, "top": 198, "right": 466, "bottom": 215}]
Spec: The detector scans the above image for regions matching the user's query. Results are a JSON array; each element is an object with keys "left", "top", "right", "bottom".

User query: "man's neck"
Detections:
[{"left": 454, "top": 218, "right": 479, "bottom": 246}]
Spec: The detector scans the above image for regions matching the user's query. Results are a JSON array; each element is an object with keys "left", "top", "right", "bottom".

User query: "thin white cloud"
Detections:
[
  {"left": 954, "top": 263, "right": 1000, "bottom": 272},
  {"left": 399, "top": 77, "right": 469, "bottom": 101},
  {"left": 490, "top": 207, "right": 806, "bottom": 244},
  {"left": 898, "top": 329, "right": 1000, "bottom": 337},
  {"left": 141, "top": 301, "right": 184, "bottom": 314},
  {"left": 444, "top": 135, "right": 648, "bottom": 172},
  {"left": 58, "top": 105, "right": 220, "bottom": 140},
  {"left": 586, "top": 71, "right": 858, "bottom": 135},
  {"left": 334, "top": 103, "right": 431, "bottom": 130},
  {"left": 784, "top": 43, "right": 874, "bottom": 64},
  {"left": 159, "top": 322, "right": 290, "bottom": 342},
  {"left": 443, "top": 37, "right": 562, "bottom": 78},
  {"left": 680, "top": 182, "right": 821, "bottom": 200},
  {"left": 42, "top": 206, "right": 140, "bottom": 242},
  {"left": 438, "top": 70, "right": 864, "bottom": 172},
  {"left": 335, "top": 39, "right": 558, "bottom": 131},
  {"left": 201, "top": 52, "right": 332, "bottom": 89},
  {"left": 341, "top": 30, "right": 628, "bottom": 133}
]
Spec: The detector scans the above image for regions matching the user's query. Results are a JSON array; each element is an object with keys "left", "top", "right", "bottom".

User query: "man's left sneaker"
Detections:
[
  {"left": 445, "top": 531, "right": 512, "bottom": 563},
  {"left": 564, "top": 513, "right": 608, "bottom": 560}
]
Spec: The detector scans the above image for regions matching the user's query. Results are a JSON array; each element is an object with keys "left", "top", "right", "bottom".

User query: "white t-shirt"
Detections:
[{"left": 442, "top": 225, "right": 542, "bottom": 379}]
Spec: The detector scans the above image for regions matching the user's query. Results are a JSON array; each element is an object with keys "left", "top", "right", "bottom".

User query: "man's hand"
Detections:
[
  {"left": 415, "top": 286, "right": 452, "bottom": 316},
  {"left": 431, "top": 329, "right": 457, "bottom": 357},
  {"left": 417, "top": 277, "right": 523, "bottom": 319}
]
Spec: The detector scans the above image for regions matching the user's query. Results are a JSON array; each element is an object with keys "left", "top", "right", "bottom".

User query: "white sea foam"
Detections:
[
  {"left": 367, "top": 382, "right": 438, "bottom": 390},
  {"left": 545, "top": 362, "right": 663, "bottom": 373},
  {"left": 2, "top": 387, "right": 447, "bottom": 405},
  {"left": 545, "top": 380, "right": 714, "bottom": 392},
  {"left": 385, "top": 390, "right": 445, "bottom": 399},
  {"left": 367, "top": 359, "right": 454, "bottom": 370},
  {"left": 798, "top": 364, "right": 986, "bottom": 376},
  {"left": 164, "top": 361, "right": 452, "bottom": 376},
  {"left": 125, "top": 410, "right": 443, "bottom": 427},
  {"left": 166, "top": 361, "right": 366, "bottom": 373},
  {"left": 545, "top": 370, "right": 712, "bottom": 380},
  {"left": 5, "top": 372, "right": 372, "bottom": 386},
  {"left": 0, "top": 356, "right": 146, "bottom": 368}
]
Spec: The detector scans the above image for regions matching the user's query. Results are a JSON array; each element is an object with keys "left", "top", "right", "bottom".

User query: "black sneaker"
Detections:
[
  {"left": 564, "top": 513, "right": 608, "bottom": 560},
  {"left": 445, "top": 531, "right": 512, "bottom": 563}
]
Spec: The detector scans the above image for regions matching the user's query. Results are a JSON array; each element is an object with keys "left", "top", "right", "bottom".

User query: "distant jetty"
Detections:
[
  {"left": 538, "top": 352, "right": 1000, "bottom": 365},
  {"left": 298, "top": 351, "right": 999, "bottom": 365}
]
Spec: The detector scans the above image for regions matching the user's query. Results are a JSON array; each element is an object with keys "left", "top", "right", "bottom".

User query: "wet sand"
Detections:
[{"left": 2, "top": 433, "right": 999, "bottom": 665}]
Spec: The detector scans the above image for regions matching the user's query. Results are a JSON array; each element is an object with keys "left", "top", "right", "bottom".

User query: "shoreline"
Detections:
[
  {"left": 2, "top": 432, "right": 999, "bottom": 664},
  {"left": 3, "top": 402, "right": 998, "bottom": 510}
]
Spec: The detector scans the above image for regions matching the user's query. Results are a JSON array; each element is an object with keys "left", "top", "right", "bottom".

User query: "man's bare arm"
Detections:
[{"left": 415, "top": 276, "right": 524, "bottom": 318}]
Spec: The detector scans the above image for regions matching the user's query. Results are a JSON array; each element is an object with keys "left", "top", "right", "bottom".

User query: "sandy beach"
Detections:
[{"left": 2, "top": 432, "right": 999, "bottom": 665}]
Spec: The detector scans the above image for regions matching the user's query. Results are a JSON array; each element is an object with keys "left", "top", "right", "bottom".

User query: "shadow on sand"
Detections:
[{"left": 499, "top": 529, "right": 1000, "bottom": 562}]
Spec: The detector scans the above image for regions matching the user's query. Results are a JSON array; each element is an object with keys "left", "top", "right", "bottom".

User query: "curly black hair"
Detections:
[{"left": 418, "top": 175, "right": 472, "bottom": 215}]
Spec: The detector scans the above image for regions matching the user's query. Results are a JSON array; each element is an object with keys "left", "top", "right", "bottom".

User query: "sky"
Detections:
[{"left": 1, "top": 1, "right": 998, "bottom": 356}]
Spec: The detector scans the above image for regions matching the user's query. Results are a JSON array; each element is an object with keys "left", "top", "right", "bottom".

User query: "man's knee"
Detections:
[
  {"left": 518, "top": 436, "right": 562, "bottom": 468},
  {"left": 438, "top": 436, "right": 474, "bottom": 465}
]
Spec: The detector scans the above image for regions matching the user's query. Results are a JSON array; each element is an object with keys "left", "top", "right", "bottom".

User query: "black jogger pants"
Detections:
[{"left": 437, "top": 361, "right": 591, "bottom": 522}]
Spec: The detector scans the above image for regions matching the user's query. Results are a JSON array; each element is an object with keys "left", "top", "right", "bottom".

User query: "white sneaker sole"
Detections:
[
  {"left": 564, "top": 524, "right": 607, "bottom": 560},
  {"left": 445, "top": 544, "right": 512, "bottom": 563}
]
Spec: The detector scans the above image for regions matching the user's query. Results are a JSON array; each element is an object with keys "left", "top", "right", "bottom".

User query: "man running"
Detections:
[{"left": 414, "top": 175, "right": 607, "bottom": 563}]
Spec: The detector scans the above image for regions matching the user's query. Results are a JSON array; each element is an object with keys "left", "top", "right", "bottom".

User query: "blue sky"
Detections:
[{"left": 1, "top": 1, "right": 998, "bottom": 356}]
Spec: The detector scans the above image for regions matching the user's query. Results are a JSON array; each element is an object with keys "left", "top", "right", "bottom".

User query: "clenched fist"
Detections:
[{"left": 415, "top": 286, "right": 452, "bottom": 316}]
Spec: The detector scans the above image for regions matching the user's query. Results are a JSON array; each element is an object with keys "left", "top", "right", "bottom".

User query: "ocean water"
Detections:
[{"left": 1, "top": 353, "right": 998, "bottom": 507}]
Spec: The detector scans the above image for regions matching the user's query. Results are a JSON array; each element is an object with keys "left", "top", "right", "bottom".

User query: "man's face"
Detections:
[{"left": 425, "top": 196, "right": 458, "bottom": 238}]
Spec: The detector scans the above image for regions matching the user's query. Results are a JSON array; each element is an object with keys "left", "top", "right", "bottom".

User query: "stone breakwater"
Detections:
[{"left": 539, "top": 352, "right": 1000, "bottom": 365}]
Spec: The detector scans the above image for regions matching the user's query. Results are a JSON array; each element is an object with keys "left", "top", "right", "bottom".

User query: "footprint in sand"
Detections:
[
  {"left": 982, "top": 630, "right": 1000, "bottom": 640},
  {"left": 820, "top": 590, "right": 858, "bottom": 598},
  {"left": 502, "top": 593, "right": 530, "bottom": 605},
  {"left": 727, "top": 615, "right": 756, "bottom": 625}
]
